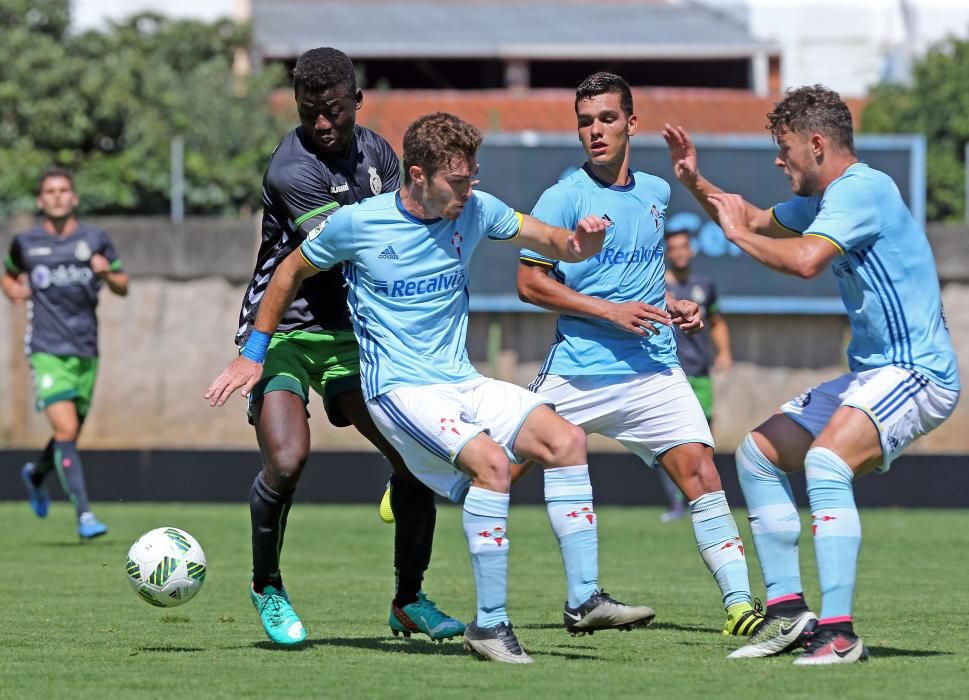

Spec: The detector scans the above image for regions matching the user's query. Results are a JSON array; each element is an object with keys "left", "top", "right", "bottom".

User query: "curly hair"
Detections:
[
  {"left": 402, "top": 113, "right": 483, "bottom": 183},
  {"left": 292, "top": 47, "right": 357, "bottom": 96},
  {"left": 767, "top": 85, "right": 855, "bottom": 154},
  {"left": 575, "top": 72, "right": 634, "bottom": 118}
]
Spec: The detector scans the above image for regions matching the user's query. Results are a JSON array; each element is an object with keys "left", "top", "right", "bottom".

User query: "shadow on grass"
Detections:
[
  {"left": 649, "top": 622, "right": 721, "bottom": 635},
  {"left": 869, "top": 646, "right": 951, "bottom": 659},
  {"left": 136, "top": 646, "right": 206, "bottom": 653},
  {"left": 37, "top": 539, "right": 115, "bottom": 548},
  {"left": 248, "top": 637, "right": 597, "bottom": 660}
]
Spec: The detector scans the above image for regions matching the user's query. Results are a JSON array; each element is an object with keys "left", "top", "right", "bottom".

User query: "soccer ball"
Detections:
[{"left": 126, "top": 527, "right": 207, "bottom": 608}]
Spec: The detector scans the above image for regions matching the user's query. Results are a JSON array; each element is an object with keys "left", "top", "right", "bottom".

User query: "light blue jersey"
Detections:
[
  {"left": 773, "top": 162, "right": 959, "bottom": 390},
  {"left": 521, "top": 165, "right": 679, "bottom": 379},
  {"left": 300, "top": 190, "right": 522, "bottom": 399}
]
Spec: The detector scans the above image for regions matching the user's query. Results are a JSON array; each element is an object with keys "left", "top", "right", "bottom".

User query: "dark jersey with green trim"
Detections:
[
  {"left": 235, "top": 124, "right": 400, "bottom": 345},
  {"left": 5, "top": 224, "right": 123, "bottom": 358},
  {"left": 666, "top": 271, "right": 718, "bottom": 377}
]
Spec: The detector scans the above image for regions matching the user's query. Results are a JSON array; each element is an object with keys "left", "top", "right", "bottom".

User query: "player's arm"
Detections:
[
  {"left": 90, "top": 255, "right": 128, "bottom": 296},
  {"left": 206, "top": 250, "right": 320, "bottom": 406},
  {"left": 518, "top": 261, "right": 672, "bottom": 337},
  {"left": 2, "top": 243, "right": 31, "bottom": 303},
  {"left": 513, "top": 213, "right": 608, "bottom": 263},
  {"left": 662, "top": 124, "right": 796, "bottom": 239},
  {"left": 710, "top": 314, "right": 732, "bottom": 371},
  {"left": 708, "top": 193, "right": 839, "bottom": 278}
]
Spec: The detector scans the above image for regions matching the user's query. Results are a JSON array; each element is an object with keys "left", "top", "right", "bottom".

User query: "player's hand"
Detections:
[
  {"left": 708, "top": 193, "right": 749, "bottom": 241},
  {"left": 714, "top": 352, "right": 733, "bottom": 373},
  {"left": 5, "top": 282, "right": 31, "bottom": 302},
  {"left": 90, "top": 253, "right": 111, "bottom": 278},
  {"left": 204, "top": 356, "right": 264, "bottom": 407},
  {"left": 668, "top": 298, "right": 704, "bottom": 335},
  {"left": 663, "top": 124, "right": 699, "bottom": 187},
  {"left": 568, "top": 216, "right": 609, "bottom": 259},
  {"left": 606, "top": 300, "right": 672, "bottom": 337}
]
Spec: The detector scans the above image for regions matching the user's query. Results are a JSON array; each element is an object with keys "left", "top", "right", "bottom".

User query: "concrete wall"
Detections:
[{"left": 2, "top": 216, "right": 967, "bottom": 453}]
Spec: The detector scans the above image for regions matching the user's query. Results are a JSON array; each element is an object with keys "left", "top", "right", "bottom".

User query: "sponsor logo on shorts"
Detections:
[
  {"left": 440, "top": 417, "right": 461, "bottom": 435},
  {"left": 791, "top": 391, "right": 812, "bottom": 408}
]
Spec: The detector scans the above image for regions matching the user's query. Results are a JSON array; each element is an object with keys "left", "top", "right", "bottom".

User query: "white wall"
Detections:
[
  {"left": 699, "top": 0, "right": 969, "bottom": 96},
  {"left": 70, "top": 0, "right": 248, "bottom": 32}
]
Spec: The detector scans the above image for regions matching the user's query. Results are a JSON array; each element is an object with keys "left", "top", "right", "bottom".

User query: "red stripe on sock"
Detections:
[
  {"left": 767, "top": 594, "right": 802, "bottom": 606},
  {"left": 820, "top": 615, "right": 852, "bottom": 625}
]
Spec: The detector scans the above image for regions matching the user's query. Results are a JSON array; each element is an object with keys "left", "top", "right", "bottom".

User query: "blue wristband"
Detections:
[{"left": 241, "top": 329, "right": 271, "bottom": 363}]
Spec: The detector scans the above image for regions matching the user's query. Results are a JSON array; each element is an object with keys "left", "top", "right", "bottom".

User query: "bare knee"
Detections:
[
  {"left": 470, "top": 454, "right": 512, "bottom": 493},
  {"left": 533, "top": 423, "right": 587, "bottom": 467},
  {"left": 262, "top": 445, "right": 309, "bottom": 493},
  {"left": 661, "top": 444, "right": 722, "bottom": 501}
]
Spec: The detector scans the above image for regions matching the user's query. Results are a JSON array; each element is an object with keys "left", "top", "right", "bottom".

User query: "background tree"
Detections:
[
  {"left": 863, "top": 37, "right": 969, "bottom": 222},
  {"left": 0, "top": 0, "right": 286, "bottom": 217}
]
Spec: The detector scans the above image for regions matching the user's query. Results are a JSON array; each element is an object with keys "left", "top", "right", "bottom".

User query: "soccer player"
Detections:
[
  {"left": 3, "top": 167, "right": 128, "bottom": 539},
  {"left": 664, "top": 85, "right": 960, "bottom": 664},
  {"left": 223, "top": 48, "right": 459, "bottom": 646},
  {"left": 658, "top": 228, "right": 733, "bottom": 521},
  {"left": 518, "top": 73, "right": 764, "bottom": 637},
  {"left": 208, "top": 112, "right": 656, "bottom": 664}
]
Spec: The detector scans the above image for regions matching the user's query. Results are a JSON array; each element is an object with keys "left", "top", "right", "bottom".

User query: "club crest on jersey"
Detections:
[
  {"left": 74, "top": 240, "right": 92, "bottom": 261},
  {"left": 450, "top": 230, "right": 464, "bottom": 258},
  {"left": 650, "top": 204, "right": 664, "bottom": 232},
  {"left": 368, "top": 166, "right": 381, "bottom": 196}
]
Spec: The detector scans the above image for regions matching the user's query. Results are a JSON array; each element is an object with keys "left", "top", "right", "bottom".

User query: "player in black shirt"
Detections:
[
  {"left": 211, "top": 48, "right": 460, "bottom": 646},
  {"left": 3, "top": 167, "right": 128, "bottom": 539}
]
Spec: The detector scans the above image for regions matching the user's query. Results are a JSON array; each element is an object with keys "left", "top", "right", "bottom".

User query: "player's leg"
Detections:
[
  {"left": 21, "top": 438, "right": 54, "bottom": 518},
  {"left": 330, "top": 385, "right": 464, "bottom": 641},
  {"left": 512, "top": 401, "right": 656, "bottom": 636},
  {"left": 248, "top": 378, "right": 311, "bottom": 646}
]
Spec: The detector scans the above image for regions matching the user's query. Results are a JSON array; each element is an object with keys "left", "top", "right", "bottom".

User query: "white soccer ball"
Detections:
[{"left": 126, "top": 527, "right": 207, "bottom": 608}]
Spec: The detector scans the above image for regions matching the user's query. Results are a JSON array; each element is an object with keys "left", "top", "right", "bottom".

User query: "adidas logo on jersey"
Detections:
[{"left": 378, "top": 246, "right": 400, "bottom": 260}]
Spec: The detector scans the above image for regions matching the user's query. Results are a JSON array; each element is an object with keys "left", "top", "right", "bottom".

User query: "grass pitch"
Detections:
[{"left": 2, "top": 502, "right": 967, "bottom": 699}]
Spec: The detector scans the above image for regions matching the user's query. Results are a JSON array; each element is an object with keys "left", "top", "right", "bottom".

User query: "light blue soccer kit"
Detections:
[
  {"left": 738, "top": 162, "right": 960, "bottom": 625},
  {"left": 300, "top": 189, "right": 602, "bottom": 627},
  {"left": 521, "top": 165, "right": 755, "bottom": 610}
]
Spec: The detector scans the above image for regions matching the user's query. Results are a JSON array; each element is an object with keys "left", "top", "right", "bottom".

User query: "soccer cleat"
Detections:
[
  {"left": 21, "top": 463, "right": 50, "bottom": 518},
  {"left": 77, "top": 512, "right": 107, "bottom": 539},
  {"left": 563, "top": 589, "right": 656, "bottom": 637},
  {"left": 722, "top": 599, "right": 767, "bottom": 636},
  {"left": 463, "top": 617, "right": 533, "bottom": 664},
  {"left": 728, "top": 610, "right": 818, "bottom": 658},
  {"left": 250, "top": 583, "right": 307, "bottom": 646},
  {"left": 793, "top": 627, "right": 869, "bottom": 665},
  {"left": 379, "top": 483, "right": 395, "bottom": 524},
  {"left": 389, "top": 592, "right": 465, "bottom": 641}
]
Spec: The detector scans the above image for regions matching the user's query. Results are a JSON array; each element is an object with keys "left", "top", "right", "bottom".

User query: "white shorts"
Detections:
[
  {"left": 781, "top": 366, "right": 960, "bottom": 471},
  {"left": 533, "top": 368, "right": 714, "bottom": 467},
  {"left": 367, "top": 376, "right": 552, "bottom": 502}
]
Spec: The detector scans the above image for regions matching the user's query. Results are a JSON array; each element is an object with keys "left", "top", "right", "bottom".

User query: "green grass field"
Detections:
[{"left": 2, "top": 502, "right": 967, "bottom": 699}]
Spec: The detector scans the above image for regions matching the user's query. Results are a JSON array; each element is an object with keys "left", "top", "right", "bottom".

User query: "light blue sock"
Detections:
[
  {"left": 544, "top": 465, "right": 599, "bottom": 608},
  {"left": 804, "top": 447, "right": 861, "bottom": 624},
  {"left": 690, "top": 490, "right": 752, "bottom": 608},
  {"left": 463, "top": 486, "right": 511, "bottom": 628},
  {"left": 736, "top": 434, "right": 803, "bottom": 602}
]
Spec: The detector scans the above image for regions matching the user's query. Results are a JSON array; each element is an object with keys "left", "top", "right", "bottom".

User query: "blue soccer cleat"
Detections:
[
  {"left": 21, "top": 463, "right": 50, "bottom": 518},
  {"left": 389, "top": 592, "right": 465, "bottom": 641},
  {"left": 77, "top": 512, "right": 108, "bottom": 539},
  {"left": 250, "top": 583, "right": 307, "bottom": 646}
]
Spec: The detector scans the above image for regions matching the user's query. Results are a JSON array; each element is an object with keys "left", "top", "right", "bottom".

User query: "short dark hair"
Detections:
[
  {"left": 293, "top": 47, "right": 357, "bottom": 96},
  {"left": 767, "top": 85, "right": 855, "bottom": 154},
  {"left": 663, "top": 228, "right": 691, "bottom": 241},
  {"left": 402, "top": 113, "right": 482, "bottom": 184},
  {"left": 575, "top": 72, "right": 634, "bottom": 118},
  {"left": 38, "top": 166, "right": 75, "bottom": 194}
]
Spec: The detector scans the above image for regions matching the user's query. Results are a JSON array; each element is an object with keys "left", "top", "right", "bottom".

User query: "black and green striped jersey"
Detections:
[
  {"left": 236, "top": 124, "right": 400, "bottom": 345},
  {"left": 5, "top": 224, "right": 123, "bottom": 358}
]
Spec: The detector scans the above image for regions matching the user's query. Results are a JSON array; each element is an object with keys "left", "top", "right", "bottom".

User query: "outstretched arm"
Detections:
[
  {"left": 663, "top": 124, "right": 795, "bottom": 239},
  {"left": 708, "top": 193, "right": 838, "bottom": 278},
  {"left": 518, "top": 262, "right": 673, "bottom": 337},
  {"left": 205, "top": 250, "right": 319, "bottom": 405},
  {"left": 512, "top": 214, "right": 608, "bottom": 263}
]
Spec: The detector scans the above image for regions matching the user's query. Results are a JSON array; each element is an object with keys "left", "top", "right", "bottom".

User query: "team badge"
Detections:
[
  {"left": 74, "top": 241, "right": 92, "bottom": 261},
  {"left": 30, "top": 265, "right": 52, "bottom": 289},
  {"left": 450, "top": 230, "right": 464, "bottom": 259},
  {"left": 650, "top": 204, "right": 664, "bottom": 232},
  {"left": 368, "top": 166, "right": 382, "bottom": 196},
  {"left": 691, "top": 284, "right": 706, "bottom": 305}
]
